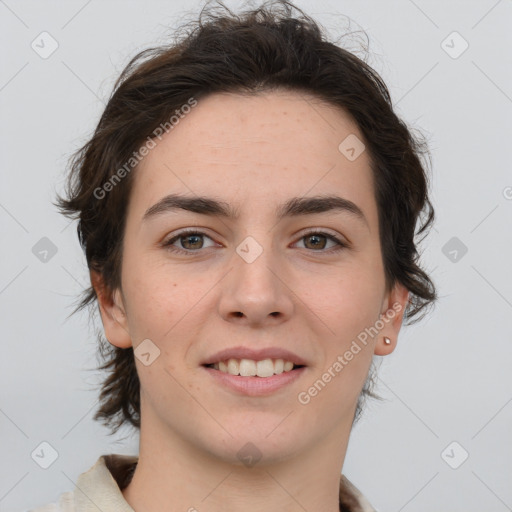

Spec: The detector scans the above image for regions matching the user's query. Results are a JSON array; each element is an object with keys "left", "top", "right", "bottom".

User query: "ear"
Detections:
[
  {"left": 373, "top": 281, "right": 409, "bottom": 356},
  {"left": 90, "top": 270, "right": 132, "bottom": 349}
]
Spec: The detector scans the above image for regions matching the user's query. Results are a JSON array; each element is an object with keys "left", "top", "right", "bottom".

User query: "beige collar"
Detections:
[{"left": 65, "top": 454, "right": 376, "bottom": 512}]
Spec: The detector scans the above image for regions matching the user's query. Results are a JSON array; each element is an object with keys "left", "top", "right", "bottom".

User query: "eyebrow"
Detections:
[{"left": 142, "top": 193, "right": 368, "bottom": 228}]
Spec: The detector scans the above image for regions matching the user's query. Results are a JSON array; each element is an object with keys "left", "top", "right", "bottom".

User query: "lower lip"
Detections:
[{"left": 202, "top": 366, "right": 307, "bottom": 396}]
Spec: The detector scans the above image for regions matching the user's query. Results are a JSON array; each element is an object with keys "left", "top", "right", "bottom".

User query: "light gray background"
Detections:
[{"left": 1, "top": 0, "right": 511, "bottom": 511}]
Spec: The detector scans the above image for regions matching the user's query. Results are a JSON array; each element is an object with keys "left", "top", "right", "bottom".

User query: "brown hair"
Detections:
[{"left": 56, "top": 0, "right": 437, "bottom": 437}]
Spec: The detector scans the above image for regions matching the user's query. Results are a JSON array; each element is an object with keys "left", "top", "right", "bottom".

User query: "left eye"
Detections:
[{"left": 294, "top": 232, "right": 345, "bottom": 251}]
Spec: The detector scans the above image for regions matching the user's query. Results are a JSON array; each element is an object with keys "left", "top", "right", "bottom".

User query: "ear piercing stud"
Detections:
[{"left": 383, "top": 336, "right": 391, "bottom": 345}]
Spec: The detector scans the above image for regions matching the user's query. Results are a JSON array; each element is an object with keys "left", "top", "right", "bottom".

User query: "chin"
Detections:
[
  {"left": 208, "top": 439, "right": 301, "bottom": 468},
  {"left": 213, "top": 423, "right": 306, "bottom": 464}
]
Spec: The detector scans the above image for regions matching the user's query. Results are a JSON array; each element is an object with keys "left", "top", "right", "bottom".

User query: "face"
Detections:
[{"left": 95, "top": 90, "right": 408, "bottom": 465}]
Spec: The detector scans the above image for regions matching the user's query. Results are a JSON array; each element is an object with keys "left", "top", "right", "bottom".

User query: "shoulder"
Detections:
[{"left": 25, "top": 453, "right": 137, "bottom": 512}]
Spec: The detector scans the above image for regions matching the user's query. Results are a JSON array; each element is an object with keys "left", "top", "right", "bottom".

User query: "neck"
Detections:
[{"left": 122, "top": 402, "right": 353, "bottom": 512}]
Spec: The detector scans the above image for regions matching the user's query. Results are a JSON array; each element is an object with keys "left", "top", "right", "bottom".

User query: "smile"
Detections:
[
  {"left": 204, "top": 358, "right": 303, "bottom": 377},
  {"left": 202, "top": 360, "right": 307, "bottom": 396}
]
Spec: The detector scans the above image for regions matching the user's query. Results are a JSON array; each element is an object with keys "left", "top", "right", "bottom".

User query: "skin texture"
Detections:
[{"left": 92, "top": 90, "right": 409, "bottom": 512}]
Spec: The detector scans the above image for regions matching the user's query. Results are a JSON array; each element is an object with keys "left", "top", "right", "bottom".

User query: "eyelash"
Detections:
[{"left": 161, "top": 228, "right": 348, "bottom": 256}]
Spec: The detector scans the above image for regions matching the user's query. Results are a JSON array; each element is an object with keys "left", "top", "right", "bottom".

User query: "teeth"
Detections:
[{"left": 211, "top": 358, "right": 298, "bottom": 377}]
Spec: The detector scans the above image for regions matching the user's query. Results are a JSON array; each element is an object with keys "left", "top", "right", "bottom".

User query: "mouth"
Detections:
[
  {"left": 201, "top": 357, "right": 307, "bottom": 396},
  {"left": 200, "top": 347, "right": 309, "bottom": 395}
]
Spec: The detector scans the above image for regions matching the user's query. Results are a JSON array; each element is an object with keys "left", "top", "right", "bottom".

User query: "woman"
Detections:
[{"left": 33, "top": 1, "right": 436, "bottom": 510}]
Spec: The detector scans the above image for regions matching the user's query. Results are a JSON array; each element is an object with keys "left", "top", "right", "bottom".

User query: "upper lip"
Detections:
[{"left": 201, "top": 346, "right": 308, "bottom": 366}]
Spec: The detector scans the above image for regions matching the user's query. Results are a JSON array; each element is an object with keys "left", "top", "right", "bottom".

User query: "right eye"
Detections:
[{"left": 162, "top": 229, "right": 218, "bottom": 255}]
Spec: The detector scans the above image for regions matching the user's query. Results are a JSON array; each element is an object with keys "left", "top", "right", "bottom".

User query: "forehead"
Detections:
[{"left": 129, "top": 90, "right": 376, "bottom": 224}]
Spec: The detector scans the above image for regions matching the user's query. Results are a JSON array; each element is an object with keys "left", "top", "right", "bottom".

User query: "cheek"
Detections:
[
  {"left": 305, "top": 265, "right": 384, "bottom": 331},
  {"left": 120, "top": 255, "right": 185, "bottom": 337},
  {"left": 121, "top": 251, "right": 218, "bottom": 347}
]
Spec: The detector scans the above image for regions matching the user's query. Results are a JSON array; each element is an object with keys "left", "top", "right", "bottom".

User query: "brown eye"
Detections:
[
  {"left": 295, "top": 231, "right": 347, "bottom": 252},
  {"left": 162, "top": 230, "right": 216, "bottom": 255}
]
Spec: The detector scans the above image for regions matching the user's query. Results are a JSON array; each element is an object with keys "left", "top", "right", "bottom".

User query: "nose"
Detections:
[{"left": 217, "top": 237, "right": 295, "bottom": 327}]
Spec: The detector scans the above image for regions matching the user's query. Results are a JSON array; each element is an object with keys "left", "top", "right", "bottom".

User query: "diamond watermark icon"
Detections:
[
  {"left": 32, "top": 237, "right": 58, "bottom": 263},
  {"left": 442, "top": 236, "right": 468, "bottom": 263},
  {"left": 31, "top": 441, "right": 59, "bottom": 469},
  {"left": 236, "top": 236, "right": 263, "bottom": 264},
  {"left": 31, "top": 31, "right": 59, "bottom": 59},
  {"left": 236, "top": 442, "right": 262, "bottom": 468},
  {"left": 338, "top": 134, "right": 365, "bottom": 161},
  {"left": 441, "top": 441, "right": 469, "bottom": 469},
  {"left": 134, "top": 338, "right": 161, "bottom": 366},
  {"left": 441, "top": 31, "right": 469, "bottom": 59}
]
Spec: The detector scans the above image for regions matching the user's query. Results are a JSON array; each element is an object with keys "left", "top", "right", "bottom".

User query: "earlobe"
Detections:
[
  {"left": 90, "top": 270, "right": 132, "bottom": 349},
  {"left": 374, "top": 282, "right": 409, "bottom": 356}
]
